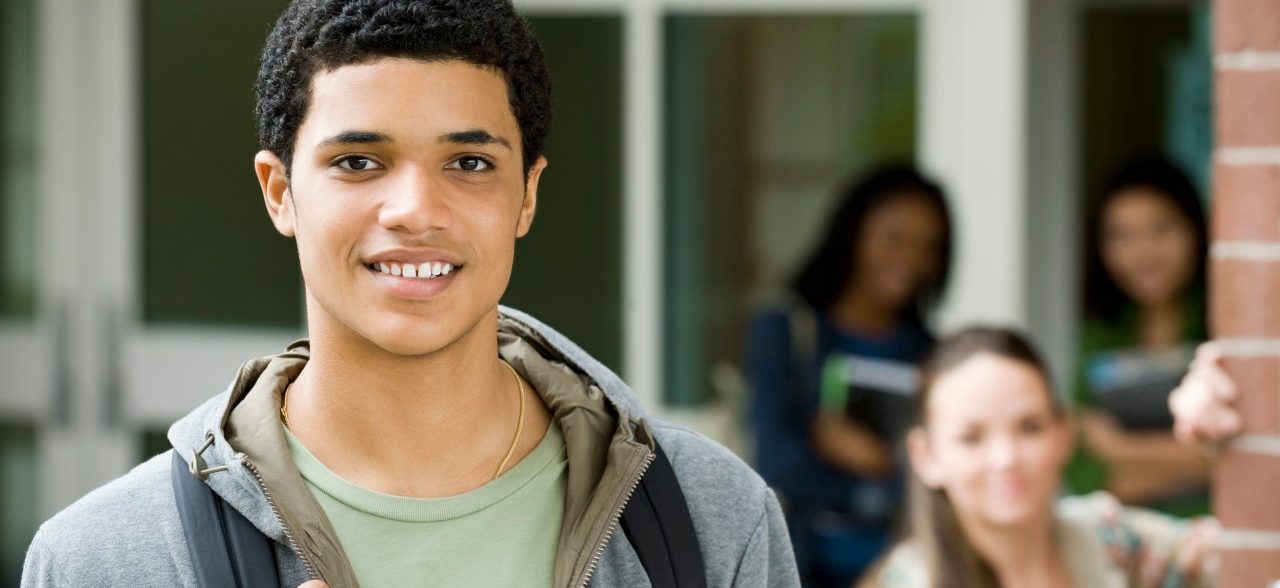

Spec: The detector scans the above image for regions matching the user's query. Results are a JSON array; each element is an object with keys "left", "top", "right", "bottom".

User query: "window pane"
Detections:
[
  {"left": 0, "top": 0, "right": 38, "bottom": 320},
  {"left": 663, "top": 15, "right": 918, "bottom": 405},
  {"left": 503, "top": 16, "right": 623, "bottom": 371},
  {"left": 142, "top": 0, "right": 301, "bottom": 327}
]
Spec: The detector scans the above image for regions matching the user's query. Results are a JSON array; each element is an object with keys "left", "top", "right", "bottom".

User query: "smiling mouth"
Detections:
[{"left": 366, "top": 261, "right": 458, "bottom": 280}]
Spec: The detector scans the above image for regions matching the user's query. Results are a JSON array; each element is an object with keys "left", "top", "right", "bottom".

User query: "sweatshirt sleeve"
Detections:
[
  {"left": 731, "top": 488, "right": 801, "bottom": 587},
  {"left": 21, "top": 529, "right": 65, "bottom": 588}
]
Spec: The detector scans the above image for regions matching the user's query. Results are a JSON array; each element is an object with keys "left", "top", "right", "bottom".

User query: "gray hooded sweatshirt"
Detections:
[{"left": 22, "top": 308, "right": 799, "bottom": 587}]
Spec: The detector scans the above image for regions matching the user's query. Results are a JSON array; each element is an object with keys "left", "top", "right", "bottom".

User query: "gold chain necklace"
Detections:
[
  {"left": 279, "top": 360, "right": 527, "bottom": 482},
  {"left": 493, "top": 360, "right": 526, "bottom": 480}
]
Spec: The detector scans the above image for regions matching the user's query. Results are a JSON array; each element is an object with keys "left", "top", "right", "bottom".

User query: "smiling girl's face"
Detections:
[
  {"left": 909, "top": 353, "right": 1073, "bottom": 529},
  {"left": 1100, "top": 187, "right": 1199, "bottom": 309}
]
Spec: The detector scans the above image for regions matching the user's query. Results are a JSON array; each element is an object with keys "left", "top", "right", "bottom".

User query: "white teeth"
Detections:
[{"left": 374, "top": 261, "right": 457, "bottom": 279}]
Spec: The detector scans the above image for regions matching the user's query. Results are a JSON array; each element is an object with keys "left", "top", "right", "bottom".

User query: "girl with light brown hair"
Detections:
[{"left": 863, "top": 327, "right": 1224, "bottom": 588}]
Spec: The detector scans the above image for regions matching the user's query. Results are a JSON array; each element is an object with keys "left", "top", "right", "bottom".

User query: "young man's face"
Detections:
[{"left": 257, "top": 58, "right": 545, "bottom": 356}]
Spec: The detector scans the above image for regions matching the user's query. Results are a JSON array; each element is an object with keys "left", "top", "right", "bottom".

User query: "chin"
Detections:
[
  {"left": 369, "top": 336, "right": 452, "bottom": 357},
  {"left": 354, "top": 317, "right": 468, "bottom": 357},
  {"left": 1126, "top": 281, "right": 1178, "bottom": 306},
  {"left": 981, "top": 506, "right": 1040, "bottom": 528},
  {"left": 981, "top": 493, "right": 1054, "bottom": 528},
  {"left": 310, "top": 285, "right": 494, "bottom": 357}
]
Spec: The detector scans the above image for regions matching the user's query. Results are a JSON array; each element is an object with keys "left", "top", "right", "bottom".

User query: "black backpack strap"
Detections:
[
  {"left": 620, "top": 442, "right": 706, "bottom": 588},
  {"left": 171, "top": 450, "right": 281, "bottom": 588}
]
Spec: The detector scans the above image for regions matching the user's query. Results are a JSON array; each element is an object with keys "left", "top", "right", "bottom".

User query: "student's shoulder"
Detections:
[
  {"left": 648, "top": 420, "right": 798, "bottom": 585},
  {"left": 1058, "top": 491, "right": 1214, "bottom": 585},
  {"left": 1058, "top": 491, "right": 1196, "bottom": 545},
  {"left": 650, "top": 420, "right": 771, "bottom": 511},
  {"left": 860, "top": 541, "right": 929, "bottom": 588},
  {"left": 648, "top": 421, "right": 775, "bottom": 538},
  {"left": 39, "top": 450, "right": 177, "bottom": 537},
  {"left": 25, "top": 451, "right": 190, "bottom": 585}
]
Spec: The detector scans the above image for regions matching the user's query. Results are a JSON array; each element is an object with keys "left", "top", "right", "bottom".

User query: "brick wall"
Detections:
[{"left": 1211, "top": 0, "right": 1280, "bottom": 585}]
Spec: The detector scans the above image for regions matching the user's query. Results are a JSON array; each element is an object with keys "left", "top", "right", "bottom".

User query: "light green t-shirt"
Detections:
[{"left": 285, "top": 423, "right": 568, "bottom": 587}]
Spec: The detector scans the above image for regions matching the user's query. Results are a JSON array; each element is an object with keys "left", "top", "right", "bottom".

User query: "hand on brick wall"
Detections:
[{"left": 1169, "top": 343, "right": 1243, "bottom": 445}]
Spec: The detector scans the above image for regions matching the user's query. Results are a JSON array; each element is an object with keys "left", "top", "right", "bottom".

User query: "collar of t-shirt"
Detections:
[{"left": 283, "top": 422, "right": 566, "bottom": 522}]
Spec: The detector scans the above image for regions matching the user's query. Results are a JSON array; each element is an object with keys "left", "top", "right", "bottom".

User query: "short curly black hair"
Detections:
[{"left": 255, "top": 0, "right": 551, "bottom": 173}]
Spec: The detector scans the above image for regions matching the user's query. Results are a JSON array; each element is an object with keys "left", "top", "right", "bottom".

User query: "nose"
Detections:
[
  {"left": 378, "top": 167, "right": 452, "bottom": 235},
  {"left": 988, "top": 435, "right": 1020, "bottom": 472}
]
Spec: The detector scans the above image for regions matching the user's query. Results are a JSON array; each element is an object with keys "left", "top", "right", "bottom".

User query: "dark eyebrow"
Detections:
[
  {"left": 441, "top": 129, "right": 511, "bottom": 150},
  {"left": 317, "top": 130, "right": 391, "bottom": 148}
]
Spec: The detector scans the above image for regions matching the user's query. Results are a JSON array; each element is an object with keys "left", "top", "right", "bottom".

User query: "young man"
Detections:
[{"left": 21, "top": 1, "right": 798, "bottom": 586}]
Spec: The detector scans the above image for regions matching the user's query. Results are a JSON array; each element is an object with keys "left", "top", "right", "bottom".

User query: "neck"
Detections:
[
  {"left": 829, "top": 285, "right": 899, "bottom": 335},
  {"left": 958, "top": 511, "right": 1065, "bottom": 588},
  {"left": 1138, "top": 297, "right": 1184, "bottom": 349},
  {"left": 285, "top": 298, "right": 549, "bottom": 498}
]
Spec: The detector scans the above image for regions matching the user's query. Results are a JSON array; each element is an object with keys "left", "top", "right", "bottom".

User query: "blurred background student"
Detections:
[
  {"left": 747, "top": 165, "right": 952, "bottom": 587},
  {"left": 864, "top": 327, "right": 1220, "bottom": 588},
  {"left": 1068, "top": 156, "right": 1210, "bottom": 516}
]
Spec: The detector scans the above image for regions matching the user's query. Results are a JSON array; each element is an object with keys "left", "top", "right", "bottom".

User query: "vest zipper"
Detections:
[
  {"left": 574, "top": 451, "right": 656, "bottom": 588},
  {"left": 240, "top": 456, "right": 320, "bottom": 581}
]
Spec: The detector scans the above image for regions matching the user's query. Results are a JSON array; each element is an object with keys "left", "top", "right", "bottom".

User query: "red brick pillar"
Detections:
[{"left": 1211, "top": 1, "right": 1280, "bottom": 585}]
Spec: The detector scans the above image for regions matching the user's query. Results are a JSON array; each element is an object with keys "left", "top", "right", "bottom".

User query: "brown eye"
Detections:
[
  {"left": 1019, "top": 418, "right": 1045, "bottom": 435},
  {"left": 337, "top": 156, "right": 380, "bottom": 171},
  {"left": 449, "top": 156, "right": 492, "bottom": 172}
]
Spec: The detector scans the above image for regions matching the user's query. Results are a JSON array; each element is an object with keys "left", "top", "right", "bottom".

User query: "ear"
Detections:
[
  {"left": 516, "top": 156, "right": 547, "bottom": 238},
  {"left": 906, "top": 426, "right": 944, "bottom": 489},
  {"left": 256, "top": 150, "right": 295, "bottom": 237}
]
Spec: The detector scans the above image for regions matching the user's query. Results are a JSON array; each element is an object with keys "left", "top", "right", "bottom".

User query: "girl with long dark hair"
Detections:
[
  {"left": 748, "top": 165, "right": 952, "bottom": 586},
  {"left": 1068, "top": 156, "right": 1210, "bottom": 515}
]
